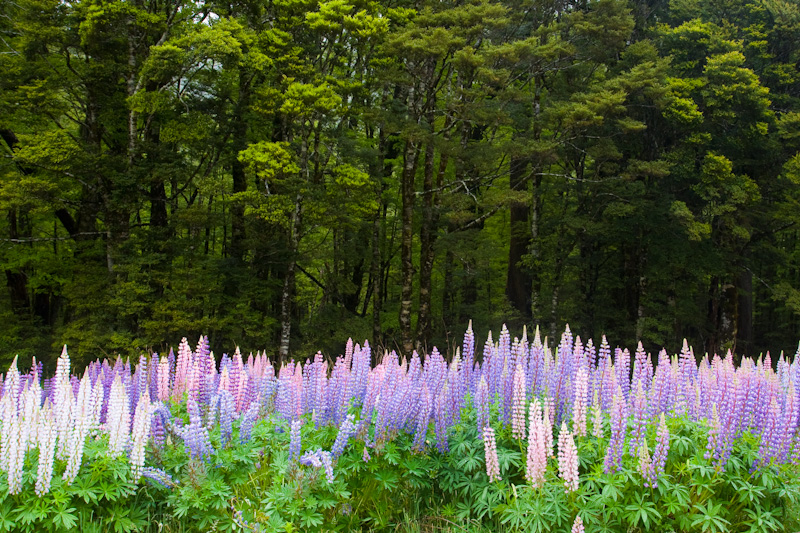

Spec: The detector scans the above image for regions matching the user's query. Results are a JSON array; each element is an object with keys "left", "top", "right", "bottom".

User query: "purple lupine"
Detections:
[
  {"left": 413, "top": 384, "right": 432, "bottom": 452},
  {"left": 238, "top": 402, "right": 260, "bottom": 444},
  {"left": 219, "top": 390, "right": 235, "bottom": 447},
  {"left": 629, "top": 382, "right": 648, "bottom": 458},
  {"left": 289, "top": 419, "right": 303, "bottom": 463},
  {"left": 184, "top": 397, "right": 214, "bottom": 461},
  {"left": 434, "top": 383, "right": 451, "bottom": 453},
  {"left": 604, "top": 386, "right": 627, "bottom": 474},
  {"left": 331, "top": 414, "right": 356, "bottom": 458},
  {"left": 756, "top": 396, "right": 782, "bottom": 468},
  {"left": 646, "top": 413, "right": 670, "bottom": 488}
]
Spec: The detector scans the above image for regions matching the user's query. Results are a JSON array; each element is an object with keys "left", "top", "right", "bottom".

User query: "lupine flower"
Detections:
[
  {"left": 647, "top": 413, "right": 670, "bottom": 488},
  {"left": 526, "top": 399, "right": 547, "bottom": 488},
  {"left": 591, "top": 390, "right": 604, "bottom": 439},
  {"left": 129, "top": 392, "right": 153, "bottom": 480},
  {"left": 543, "top": 397, "right": 554, "bottom": 457},
  {"left": 63, "top": 372, "right": 94, "bottom": 484},
  {"left": 571, "top": 516, "right": 585, "bottom": 533},
  {"left": 35, "top": 402, "right": 58, "bottom": 496},
  {"left": 604, "top": 386, "right": 627, "bottom": 474},
  {"left": 183, "top": 397, "right": 214, "bottom": 461},
  {"left": 475, "top": 376, "right": 489, "bottom": 432},
  {"left": 141, "top": 467, "right": 175, "bottom": 488},
  {"left": 289, "top": 419, "right": 303, "bottom": 463},
  {"left": 413, "top": 385, "right": 432, "bottom": 452},
  {"left": 362, "top": 445, "right": 371, "bottom": 462},
  {"left": 219, "top": 390, "right": 235, "bottom": 447},
  {"left": 629, "top": 381, "right": 648, "bottom": 458},
  {"left": 331, "top": 414, "right": 356, "bottom": 458},
  {"left": 482, "top": 426, "right": 501, "bottom": 483},
  {"left": 106, "top": 375, "right": 131, "bottom": 458},
  {"left": 572, "top": 367, "right": 588, "bottom": 438},
  {"left": 557, "top": 422, "right": 579, "bottom": 493},
  {"left": 511, "top": 363, "right": 527, "bottom": 440}
]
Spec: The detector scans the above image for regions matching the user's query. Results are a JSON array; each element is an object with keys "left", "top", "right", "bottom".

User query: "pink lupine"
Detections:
[
  {"left": 526, "top": 399, "right": 547, "bottom": 488},
  {"left": 557, "top": 422, "right": 579, "bottom": 493},
  {"left": 571, "top": 515, "right": 585, "bottom": 533},
  {"left": 511, "top": 363, "right": 527, "bottom": 440},
  {"left": 572, "top": 367, "right": 588, "bottom": 438},
  {"left": 591, "top": 390, "right": 604, "bottom": 439},
  {"left": 483, "top": 426, "right": 501, "bottom": 483},
  {"left": 543, "top": 397, "right": 554, "bottom": 457},
  {"left": 158, "top": 355, "right": 170, "bottom": 401}
]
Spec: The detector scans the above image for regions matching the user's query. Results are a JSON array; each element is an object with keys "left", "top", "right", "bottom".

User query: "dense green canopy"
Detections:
[{"left": 1, "top": 0, "right": 798, "bottom": 368}]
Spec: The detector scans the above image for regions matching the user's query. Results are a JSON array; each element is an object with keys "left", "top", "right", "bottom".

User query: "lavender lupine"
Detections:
[
  {"left": 647, "top": 413, "right": 670, "bottom": 488},
  {"left": 629, "top": 382, "right": 649, "bottom": 458},
  {"left": 475, "top": 376, "right": 490, "bottom": 432},
  {"left": 557, "top": 422, "right": 579, "bottom": 493},
  {"left": 289, "top": 419, "right": 303, "bottom": 463},
  {"left": 604, "top": 386, "right": 627, "bottom": 474},
  {"left": 184, "top": 397, "right": 214, "bottom": 460},
  {"left": 331, "top": 414, "right": 356, "bottom": 458},
  {"left": 219, "top": 390, "right": 235, "bottom": 447},
  {"left": 483, "top": 426, "right": 501, "bottom": 483},
  {"left": 413, "top": 385, "right": 432, "bottom": 452}
]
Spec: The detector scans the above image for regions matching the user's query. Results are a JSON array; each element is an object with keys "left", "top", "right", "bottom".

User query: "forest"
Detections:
[{"left": 1, "top": 0, "right": 799, "bottom": 368}]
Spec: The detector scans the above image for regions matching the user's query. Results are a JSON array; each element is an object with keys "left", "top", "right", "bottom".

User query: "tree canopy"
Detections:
[{"left": 1, "top": 0, "right": 799, "bottom": 368}]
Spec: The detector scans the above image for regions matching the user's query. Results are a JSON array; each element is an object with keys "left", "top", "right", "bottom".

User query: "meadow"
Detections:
[{"left": 0, "top": 323, "right": 798, "bottom": 532}]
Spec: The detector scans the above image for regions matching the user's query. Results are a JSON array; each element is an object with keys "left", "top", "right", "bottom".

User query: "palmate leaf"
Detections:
[
  {"left": 623, "top": 492, "right": 661, "bottom": 529},
  {"left": 50, "top": 504, "right": 78, "bottom": 531},
  {"left": 691, "top": 502, "right": 731, "bottom": 533}
]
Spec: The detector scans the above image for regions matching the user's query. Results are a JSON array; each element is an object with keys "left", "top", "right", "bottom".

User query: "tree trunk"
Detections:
[
  {"left": 279, "top": 193, "right": 302, "bottom": 361},
  {"left": 737, "top": 269, "right": 753, "bottom": 358},
  {"left": 506, "top": 156, "right": 532, "bottom": 318},
  {"left": 399, "top": 139, "right": 419, "bottom": 356},
  {"left": 416, "top": 138, "right": 436, "bottom": 351}
]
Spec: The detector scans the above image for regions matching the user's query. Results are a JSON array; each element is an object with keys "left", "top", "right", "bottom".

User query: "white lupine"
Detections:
[
  {"left": 106, "top": 376, "right": 131, "bottom": 458},
  {"left": 54, "top": 348, "right": 74, "bottom": 461},
  {"left": 129, "top": 392, "right": 152, "bottom": 480},
  {"left": 21, "top": 377, "right": 42, "bottom": 452},
  {"left": 63, "top": 373, "right": 93, "bottom": 484},
  {"left": 36, "top": 402, "right": 58, "bottom": 496},
  {"left": 0, "top": 388, "right": 17, "bottom": 475}
]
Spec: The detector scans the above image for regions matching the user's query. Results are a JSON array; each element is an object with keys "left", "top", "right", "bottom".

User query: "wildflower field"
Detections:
[{"left": 1, "top": 324, "right": 799, "bottom": 533}]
